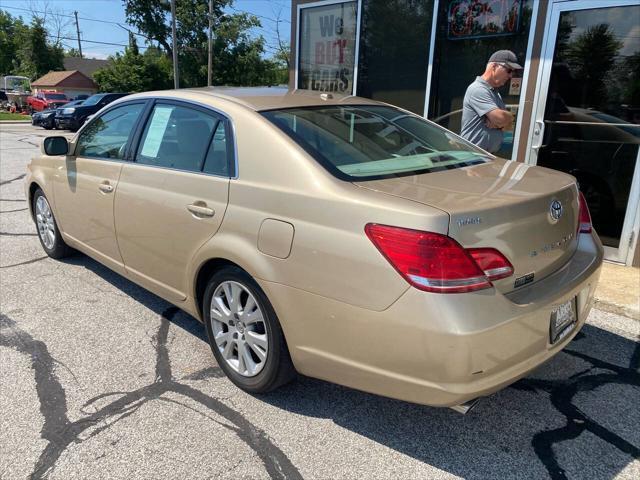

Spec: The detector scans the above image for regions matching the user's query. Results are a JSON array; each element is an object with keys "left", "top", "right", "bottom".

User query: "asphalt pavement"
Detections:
[{"left": 1, "top": 123, "right": 639, "bottom": 480}]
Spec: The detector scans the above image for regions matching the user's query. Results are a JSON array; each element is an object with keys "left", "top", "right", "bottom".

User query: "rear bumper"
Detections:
[{"left": 263, "top": 231, "right": 603, "bottom": 407}]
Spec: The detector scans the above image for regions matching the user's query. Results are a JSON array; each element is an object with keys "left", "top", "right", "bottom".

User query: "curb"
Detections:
[
  {"left": 594, "top": 299, "right": 640, "bottom": 321},
  {"left": 0, "top": 120, "right": 32, "bottom": 124}
]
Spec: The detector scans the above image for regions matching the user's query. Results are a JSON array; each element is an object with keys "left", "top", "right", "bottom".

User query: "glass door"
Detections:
[{"left": 529, "top": 0, "right": 640, "bottom": 264}]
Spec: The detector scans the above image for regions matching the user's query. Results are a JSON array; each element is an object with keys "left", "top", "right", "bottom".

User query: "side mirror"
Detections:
[{"left": 42, "top": 136, "right": 69, "bottom": 156}]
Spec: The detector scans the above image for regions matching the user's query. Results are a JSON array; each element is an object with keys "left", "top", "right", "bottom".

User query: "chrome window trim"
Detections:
[{"left": 128, "top": 96, "right": 239, "bottom": 180}]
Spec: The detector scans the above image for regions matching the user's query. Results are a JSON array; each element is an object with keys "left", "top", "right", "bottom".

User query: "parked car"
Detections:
[
  {"left": 27, "top": 90, "right": 69, "bottom": 112},
  {"left": 25, "top": 88, "right": 603, "bottom": 412},
  {"left": 53, "top": 100, "right": 85, "bottom": 129},
  {"left": 31, "top": 108, "right": 56, "bottom": 129},
  {"left": 31, "top": 100, "right": 85, "bottom": 130},
  {"left": 55, "top": 92, "right": 129, "bottom": 131}
]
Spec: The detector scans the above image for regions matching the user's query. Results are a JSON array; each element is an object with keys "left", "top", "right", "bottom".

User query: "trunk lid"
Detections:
[{"left": 354, "top": 159, "right": 580, "bottom": 293}]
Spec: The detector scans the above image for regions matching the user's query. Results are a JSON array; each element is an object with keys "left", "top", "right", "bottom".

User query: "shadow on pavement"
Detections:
[{"left": 68, "top": 253, "right": 640, "bottom": 480}]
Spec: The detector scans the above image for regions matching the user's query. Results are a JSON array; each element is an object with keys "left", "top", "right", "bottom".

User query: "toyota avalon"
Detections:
[{"left": 24, "top": 87, "right": 603, "bottom": 411}]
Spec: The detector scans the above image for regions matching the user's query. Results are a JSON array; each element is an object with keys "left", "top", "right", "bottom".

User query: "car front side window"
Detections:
[
  {"left": 75, "top": 103, "right": 145, "bottom": 160},
  {"left": 135, "top": 104, "right": 219, "bottom": 173}
]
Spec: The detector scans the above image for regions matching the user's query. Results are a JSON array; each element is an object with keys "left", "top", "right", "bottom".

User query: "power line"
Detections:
[
  {"left": 1, "top": 5, "right": 126, "bottom": 26},
  {"left": 46, "top": 34, "right": 150, "bottom": 50}
]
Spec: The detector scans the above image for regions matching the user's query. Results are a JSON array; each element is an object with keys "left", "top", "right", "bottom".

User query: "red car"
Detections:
[{"left": 27, "top": 91, "right": 69, "bottom": 112}]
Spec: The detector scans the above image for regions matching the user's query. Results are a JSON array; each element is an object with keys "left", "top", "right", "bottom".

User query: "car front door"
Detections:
[
  {"left": 53, "top": 101, "right": 148, "bottom": 274},
  {"left": 114, "top": 100, "right": 232, "bottom": 302}
]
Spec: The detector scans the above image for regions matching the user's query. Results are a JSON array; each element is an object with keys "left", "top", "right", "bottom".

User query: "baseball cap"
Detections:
[{"left": 489, "top": 50, "right": 523, "bottom": 70}]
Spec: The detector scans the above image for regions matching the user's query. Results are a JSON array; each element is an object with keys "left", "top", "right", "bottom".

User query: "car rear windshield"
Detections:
[
  {"left": 261, "top": 105, "right": 490, "bottom": 181},
  {"left": 82, "top": 95, "right": 105, "bottom": 106},
  {"left": 44, "top": 93, "right": 67, "bottom": 100}
]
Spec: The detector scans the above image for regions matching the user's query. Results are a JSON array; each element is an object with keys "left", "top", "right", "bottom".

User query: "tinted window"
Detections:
[
  {"left": 356, "top": 0, "right": 434, "bottom": 114},
  {"left": 82, "top": 95, "right": 105, "bottom": 106},
  {"left": 76, "top": 103, "right": 145, "bottom": 159},
  {"left": 136, "top": 104, "right": 218, "bottom": 173},
  {"left": 45, "top": 93, "right": 67, "bottom": 100},
  {"left": 262, "top": 105, "right": 488, "bottom": 180},
  {"left": 202, "top": 121, "right": 231, "bottom": 176}
]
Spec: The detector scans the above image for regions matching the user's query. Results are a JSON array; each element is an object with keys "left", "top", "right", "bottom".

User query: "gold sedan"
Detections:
[{"left": 25, "top": 87, "right": 603, "bottom": 412}]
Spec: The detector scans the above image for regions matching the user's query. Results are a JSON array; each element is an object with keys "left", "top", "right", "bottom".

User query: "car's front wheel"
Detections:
[
  {"left": 33, "top": 188, "right": 73, "bottom": 259},
  {"left": 203, "top": 267, "right": 295, "bottom": 393}
]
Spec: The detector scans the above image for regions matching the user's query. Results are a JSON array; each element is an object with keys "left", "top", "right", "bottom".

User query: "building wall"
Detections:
[{"left": 32, "top": 87, "right": 96, "bottom": 98}]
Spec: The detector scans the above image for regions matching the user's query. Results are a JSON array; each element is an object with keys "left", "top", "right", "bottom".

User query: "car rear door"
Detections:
[
  {"left": 53, "top": 101, "right": 148, "bottom": 274},
  {"left": 114, "top": 100, "right": 232, "bottom": 302}
]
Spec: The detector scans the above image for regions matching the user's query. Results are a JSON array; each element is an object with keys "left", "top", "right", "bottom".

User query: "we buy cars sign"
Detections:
[{"left": 298, "top": 2, "right": 358, "bottom": 93}]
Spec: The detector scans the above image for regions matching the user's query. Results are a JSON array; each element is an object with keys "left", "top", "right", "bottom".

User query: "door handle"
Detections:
[
  {"left": 98, "top": 182, "right": 114, "bottom": 193},
  {"left": 531, "top": 120, "right": 546, "bottom": 151},
  {"left": 187, "top": 203, "right": 215, "bottom": 217}
]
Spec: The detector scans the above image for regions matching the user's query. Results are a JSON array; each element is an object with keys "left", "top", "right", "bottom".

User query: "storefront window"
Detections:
[
  {"left": 536, "top": 5, "right": 640, "bottom": 249},
  {"left": 297, "top": 1, "right": 359, "bottom": 93},
  {"left": 428, "top": 0, "right": 534, "bottom": 159},
  {"left": 356, "top": 0, "right": 435, "bottom": 115}
]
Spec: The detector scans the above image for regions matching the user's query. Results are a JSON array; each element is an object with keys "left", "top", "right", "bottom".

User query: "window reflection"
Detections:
[
  {"left": 428, "top": 0, "right": 534, "bottom": 160},
  {"left": 537, "top": 5, "right": 640, "bottom": 249}
]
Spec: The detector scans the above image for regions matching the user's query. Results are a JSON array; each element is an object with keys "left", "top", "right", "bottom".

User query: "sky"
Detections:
[{"left": 0, "top": 0, "right": 291, "bottom": 59}]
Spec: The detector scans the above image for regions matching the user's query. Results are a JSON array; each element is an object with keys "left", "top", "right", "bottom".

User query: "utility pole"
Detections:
[
  {"left": 170, "top": 0, "right": 179, "bottom": 89},
  {"left": 207, "top": 0, "right": 213, "bottom": 87},
  {"left": 73, "top": 11, "right": 83, "bottom": 58}
]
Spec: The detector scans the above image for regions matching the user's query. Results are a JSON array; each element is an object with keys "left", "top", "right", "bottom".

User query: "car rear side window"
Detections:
[
  {"left": 202, "top": 121, "right": 231, "bottom": 176},
  {"left": 261, "top": 105, "right": 489, "bottom": 181},
  {"left": 136, "top": 104, "right": 219, "bottom": 173},
  {"left": 75, "top": 103, "right": 145, "bottom": 160}
]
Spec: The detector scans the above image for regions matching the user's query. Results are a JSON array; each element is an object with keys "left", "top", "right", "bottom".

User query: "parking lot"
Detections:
[{"left": 1, "top": 123, "right": 639, "bottom": 479}]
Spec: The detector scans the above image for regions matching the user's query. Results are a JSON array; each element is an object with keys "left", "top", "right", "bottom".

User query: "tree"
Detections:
[
  {"left": 0, "top": 11, "right": 21, "bottom": 75},
  {"left": 93, "top": 45, "right": 173, "bottom": 93},
  {"left": 122, "top": 0, "right": 281, "bottom": 87},
  {"left": 66, "top": 48, "right": 82, "bottom": 58},
  {"left": 13, "top": 18, "right": 64, "bottom": 79},
  {"left": 564, "top": 24, "right": 623, "bottom": 109}
]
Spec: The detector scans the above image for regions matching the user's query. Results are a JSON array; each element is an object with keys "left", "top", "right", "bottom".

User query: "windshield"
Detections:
[
  {"left": 82, "top": 95, "right": 105, "bottom": 106},
  {"left": 44, "top": 93, "right": 67, "bottom": 100},
  {"left": 261, "top": 105, "right": 490, "bottom": 181}
]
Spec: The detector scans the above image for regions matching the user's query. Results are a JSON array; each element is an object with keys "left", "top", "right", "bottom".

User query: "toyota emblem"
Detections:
[{"left": 550, "top": 200, "right": 563, "bottom": 221}]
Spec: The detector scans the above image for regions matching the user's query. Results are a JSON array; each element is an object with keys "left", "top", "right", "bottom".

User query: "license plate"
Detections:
[{"left": 549, "top": 297, "right": 577, "bottom": 344}]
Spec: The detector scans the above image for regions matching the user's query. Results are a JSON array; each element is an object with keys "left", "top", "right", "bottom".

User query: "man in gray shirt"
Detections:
[{"left": 460, "top": 50, "right": 522, "bottom": 153}]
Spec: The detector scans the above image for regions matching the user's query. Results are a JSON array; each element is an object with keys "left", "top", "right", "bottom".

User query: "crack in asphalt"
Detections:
[
  {"left": 0, "top": 310, "right": 303, "bottom": 480},
  {"left": 513, "top": 341, "right": 640, "bottom": 479},
  {"left": 0, "top": 207, "right": 28, "bottom": 213},
  {"left": 0, "top": 256, "right": 48, "bottom": 269},
  {"left": 0, "top": 173, "right": 26, "bottom": 186},
  {"left": 0, "top": 198, "right": 26, "bottom": 202},
  {"left": 0, "top": 231, "right": 37, "bottom": 236}
]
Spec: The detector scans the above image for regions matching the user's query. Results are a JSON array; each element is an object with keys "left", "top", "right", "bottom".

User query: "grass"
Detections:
[{"left": 0, "top": 112, "right": 31, "bottom": 121}]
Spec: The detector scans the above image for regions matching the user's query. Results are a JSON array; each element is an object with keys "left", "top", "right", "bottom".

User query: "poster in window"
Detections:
[
  {"left": 448, "top": 0, "right": 522, "bottom": 40},
  {"left": 298, "top": 2, "right": 358, "bottom": 93}
]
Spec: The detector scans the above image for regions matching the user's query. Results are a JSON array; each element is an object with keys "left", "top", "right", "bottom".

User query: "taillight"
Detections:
[
  {"left": 467, "top": 248, "right": 514, "bottom": 281},
  {"left": 365, "top": 224, "right": 513, "bottom": 294},
  {"left": 578, "top": 191, "right": 592, "bottom": 233}
]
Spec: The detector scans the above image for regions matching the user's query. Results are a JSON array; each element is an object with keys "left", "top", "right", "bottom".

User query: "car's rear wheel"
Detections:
[
  {"left": 33, "top": 188, "right": 73, "bottom": 259},
  {"left": 203, "top": 267, "right": 295, "bottom": 393}
]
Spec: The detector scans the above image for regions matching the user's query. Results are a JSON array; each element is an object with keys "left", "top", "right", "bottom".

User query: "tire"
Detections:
[
  {"left": 32, "top": 188, "right": 73, "bottom": 259},
  {"left": 203, "top": 266, "right": 295, "bottom": 393}
]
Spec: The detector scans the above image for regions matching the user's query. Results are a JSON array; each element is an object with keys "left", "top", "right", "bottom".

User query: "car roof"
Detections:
[{"left": 127, "top": 86, "right": 381, "bottom": 112}]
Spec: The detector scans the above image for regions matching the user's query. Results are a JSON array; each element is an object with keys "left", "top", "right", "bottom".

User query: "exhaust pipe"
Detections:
[{"left": 449, "top": 397, "right": 481, "bottom": 414}]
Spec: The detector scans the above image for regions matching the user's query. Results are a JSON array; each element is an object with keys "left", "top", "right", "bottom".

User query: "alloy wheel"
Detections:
[
  {"left": 35, "top": 195, "right": 56, "bottom": 250},
  {"left": 209, "top": 281, "right": 268, "bottom": 377}
]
